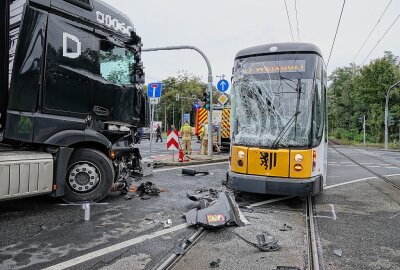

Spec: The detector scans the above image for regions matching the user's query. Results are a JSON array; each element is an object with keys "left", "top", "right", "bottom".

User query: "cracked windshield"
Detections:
[{"left": 232, "top": 55, "right": 321, "bottom": 148}]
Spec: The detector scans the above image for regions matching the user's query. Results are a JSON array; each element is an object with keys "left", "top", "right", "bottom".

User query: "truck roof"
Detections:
[
  {"left": 29, "top": 0, "right": 135, "bottom": 38},
  {"left": 235, "top": 42, "right": 323, "bottom": 60}
]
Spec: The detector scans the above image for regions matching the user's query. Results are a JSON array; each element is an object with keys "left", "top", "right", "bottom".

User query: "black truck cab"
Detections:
[{"left": 0, "top": 0, "right": 149, "bottom": 203}]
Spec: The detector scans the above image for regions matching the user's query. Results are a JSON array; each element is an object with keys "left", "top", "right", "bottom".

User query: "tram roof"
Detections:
[{"left": 235, "top": 43, "right": 323, "bottom": 59}]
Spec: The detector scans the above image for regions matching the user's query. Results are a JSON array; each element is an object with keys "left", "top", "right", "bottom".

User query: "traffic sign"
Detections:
[
  {"left": 183, "top": 113, "right": 190, "bottom": 123},
  {"left": 148, "top": 82, "right": 162, "bottom": 98},
  {"left": 217, "top": 93, "right": 229, "bottom": 105},
  {"left": 167, "top": 130, "right": 179, "bottom": 151},
  {"left": 217, "top": 79, "right": 229, "bottom": 93},
  {"left": 149, "top": 97, "right": 159, "bottom": 105}
]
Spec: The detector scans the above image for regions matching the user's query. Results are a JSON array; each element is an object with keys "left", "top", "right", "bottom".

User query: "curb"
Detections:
[{"left": 156, "top": 157, "right": 229, "bottom": 167}]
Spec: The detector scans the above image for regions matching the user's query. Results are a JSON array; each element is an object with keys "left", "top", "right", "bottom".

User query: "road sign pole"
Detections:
[
  {"left": 149, "top": 104, "right": 155, "bottom": 157},
  {"left": 207, "top": 82, "right": 213, "bottom": 158},
  {"left": 363, "top": 114, "right": 366, "bottom": 146}
]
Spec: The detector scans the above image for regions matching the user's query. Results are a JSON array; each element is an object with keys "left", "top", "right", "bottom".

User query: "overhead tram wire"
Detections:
[
  {"left": 327, "top": 0, "right": 346, "bottom": 68},
  {"left": 361, "top": 13, "right": 400, "bottom": 65},
  {"left": 295, "top": 0, "right": 300, "bottom": 42},
  {"left": 352, "top": 0, "right": 393, "bottom": 62},
  {"left": 284, "top": 0, "right": 295, "bottom": 43}
]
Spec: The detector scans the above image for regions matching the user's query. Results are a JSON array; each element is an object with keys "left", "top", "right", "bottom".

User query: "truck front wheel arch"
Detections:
[{"left": 62, "top": 148, "right": 114, "bottom": 203}]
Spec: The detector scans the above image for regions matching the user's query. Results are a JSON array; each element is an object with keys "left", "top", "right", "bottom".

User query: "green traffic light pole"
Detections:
[
  {"left": 385, "top": 81, "right": 400, "bottom": 149},
  {"left": 142, "top": 46, "right": 214, "bottom": 158}
]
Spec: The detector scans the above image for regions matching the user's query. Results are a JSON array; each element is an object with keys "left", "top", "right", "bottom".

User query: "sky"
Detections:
[{"left": 104, "top": 0, "right": 400, "bottom": 85}]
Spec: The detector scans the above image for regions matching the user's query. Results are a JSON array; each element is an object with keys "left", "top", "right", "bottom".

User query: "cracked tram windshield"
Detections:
[{"left": 231, "top": 54, "right": 325, "bottom": 148}]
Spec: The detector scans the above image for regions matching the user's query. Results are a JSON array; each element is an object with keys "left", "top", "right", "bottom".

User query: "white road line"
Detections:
[
  {"left": 42, "top": 223, "right": 189, "bottom": 270},
  {"left": 378, "top": 163, "right": 391, "bottom": 166},
  {"left": 345, "top": 165, "right": 358, "bottom": 167},
  {"left": 385, "top": 167, "right": 399, "bottom": 169},
  {"left": 328, "top": 162, "right": 337, "bottom": 164},
  {"left": 329, "top": 204, "right": 337, "bottom": 220},
  {"left": 328, "top": 164, "right": 340, "bottom": 166},
  {"left": 340, "top": 162, "right": 352, "bottom": 164},
  {"left": 154, "top": 161, "right": 229, "bottom": 172},
  {"left": 366, "top": 166, "right": 380, "bottom": 168},
  {"left": 245, "top": 196, "right": 294, "bottom": 208},
  {"left": 360, "top": 162, "right": 373, "bottom": 165},
  {"left": 325, "top": 173, "right": 400, "bottom": 190}
]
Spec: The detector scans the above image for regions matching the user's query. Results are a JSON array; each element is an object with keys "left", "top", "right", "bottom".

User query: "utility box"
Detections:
[
  {"left": 141, "top": 159, "right": 154, "bottom": 177},
  {"left": 0, "top": 151, "right": 53, "bottom": 201}
]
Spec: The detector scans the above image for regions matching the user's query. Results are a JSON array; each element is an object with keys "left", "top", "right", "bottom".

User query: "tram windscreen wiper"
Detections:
[{"left": 270, "top": 78, "right": 302, "bottom": 149}]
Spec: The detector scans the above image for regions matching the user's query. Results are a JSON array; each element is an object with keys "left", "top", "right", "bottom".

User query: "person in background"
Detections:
[
  {"left": 200, "top": 121, "right": 209, "bottom": 155},
  {"left": 137, "top": 127, "right": 143, "bottom": 144},
  {"left": 180, "top": 121, "right": 193, "bottom": 154},
  {"left": 155, "top": 124, "right": 163, "bottom": 142}
]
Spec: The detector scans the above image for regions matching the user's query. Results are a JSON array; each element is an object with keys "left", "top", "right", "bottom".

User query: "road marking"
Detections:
[
  {"left": 360, "top": 162, "right": 373, "bottom": 165},
  {"left": 340, "top": 162, "right": 352, "bottom": 164},
  {"left": 366, "top": 165, "right": 380, "bottom": 168},
  {"left": 154, "top": 161, "right": 229, "bottom": 172},
  {"left": 378, "top": 163, "right": 391, "bottom": 166},
  {"left": 42, "top": 223, "right": 189, "bottom": 270},
  {"left": 345, "top": 165, "right": 358, "bottom": 167},
  {"left": 390, "top": 212, "right": 400, "bottom": 219},
  {"left": 314, "top": 204, "right": 337, "bottom": 220},
  {"left": 326, "top": 173, "right": 400, "bottom": 190},
  {"left": 245, "top": 196, "right": 294, "bottom": 208},
  {"left": 385, "top": 167, "right": 399, "bottom": 169}
]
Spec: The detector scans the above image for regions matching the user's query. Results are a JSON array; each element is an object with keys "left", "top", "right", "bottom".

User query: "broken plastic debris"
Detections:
[
  {"left": 182, "top": 168, "right": 210, "bottom": 176},
  {"left": 183, "top": 191, "right": 249, "bottom": 228},
  {"left": 279, "top": 223, "right": 293, "bottom": 231},
  {"left": 209, "top": 259, "right": 221, "bottom": 268},
  {"left": 333, "top": 249, "right": 342, "bottom": 257},
  {"left": 236, "top": 232, "right": 281, "bottom": 252},
  {"left": 164, "top": 219, "right": 172, "bottom": 228}
]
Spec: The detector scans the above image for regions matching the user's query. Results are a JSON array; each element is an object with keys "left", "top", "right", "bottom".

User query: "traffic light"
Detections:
[
  {"left": 358, "top": 117, "right": 363, "bottom": 124},
  {"left": 202, "top": 92, "right": 210, "bottom": 110}
]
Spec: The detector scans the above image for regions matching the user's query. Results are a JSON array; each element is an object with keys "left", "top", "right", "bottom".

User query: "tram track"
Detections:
[
  {"left": 306, "top": 196, "right": 320, "bottom": 270},
  {"left": 331, "top": 146, "right": 400, "bottom": 191}
]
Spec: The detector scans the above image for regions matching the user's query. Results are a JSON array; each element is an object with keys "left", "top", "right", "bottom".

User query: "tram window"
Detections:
[{"left": 313, "top": 81, "right": 324, "bottom": 145}]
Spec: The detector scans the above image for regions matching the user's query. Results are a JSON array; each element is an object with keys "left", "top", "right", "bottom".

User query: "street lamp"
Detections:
[{"left": 384, "top": 81, "right": 400, "bottom": 149}]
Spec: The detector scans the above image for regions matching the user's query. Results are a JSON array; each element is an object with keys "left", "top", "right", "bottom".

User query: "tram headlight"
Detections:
[
  {"left": 237, "top": 150, "right": 245, "bottom": 159},
  {"left": 294, "top": 154, "right": 303, "bottom": 163}
]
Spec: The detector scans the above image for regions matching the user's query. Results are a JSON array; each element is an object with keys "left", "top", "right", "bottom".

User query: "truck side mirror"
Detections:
[{"left": 131, "top": 74, "right": 145, "bottom": 84}]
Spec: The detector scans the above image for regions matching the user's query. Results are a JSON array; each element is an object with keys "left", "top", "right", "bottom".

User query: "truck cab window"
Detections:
[{"left": 100, "top": 42, "right": 134, "bottom": 85}]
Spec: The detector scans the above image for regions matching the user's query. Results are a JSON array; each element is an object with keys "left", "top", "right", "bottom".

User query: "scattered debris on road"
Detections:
[
  {"left": 236, "top": 232, "right": 281, "bottom": 252},
  {"left": 182, "top": 168, "right": 210, "bottom": 176},
  {"left": 209, "top": 259, "right": 221, "bottom": 268},
  {"left": 279, "top": 223, "right": 293, "bottom": 231},
  {"left": 163, "top": 219, "right": 172, "bottom": 228},
  {"left": 274, "top": 267, "right": 301, "bottom": 270},
  {"left": 333, "top": 248, "right": 343, "bottom": 257},
  {"left": 184, "top": 190, "right": 249, "bottom": 228}
]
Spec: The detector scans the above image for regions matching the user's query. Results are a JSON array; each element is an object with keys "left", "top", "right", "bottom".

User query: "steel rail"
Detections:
[{"left": 306, "top": 196, "right": 320, "bottom": 270}]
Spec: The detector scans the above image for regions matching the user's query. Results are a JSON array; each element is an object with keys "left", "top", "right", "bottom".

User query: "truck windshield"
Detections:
[
  {"left": 100, "top": 45, "right": 135, "bottom": 85},
  {"left": 231, "top": 54, "right": 320, "bottom": 148}
]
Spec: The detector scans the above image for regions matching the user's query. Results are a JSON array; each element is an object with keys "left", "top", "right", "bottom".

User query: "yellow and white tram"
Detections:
[{"left": 227, "top": 43, "right": 327, "bottom": 196}]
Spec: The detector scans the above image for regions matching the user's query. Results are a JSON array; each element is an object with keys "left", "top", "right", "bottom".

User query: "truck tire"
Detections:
[{"left": 62, "top": 148, "right": 114, "bottom": 203}]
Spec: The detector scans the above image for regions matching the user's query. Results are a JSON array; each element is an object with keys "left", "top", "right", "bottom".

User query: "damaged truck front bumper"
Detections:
[{"left": 227, "top": 171, "right": 323, "bottom": 196}]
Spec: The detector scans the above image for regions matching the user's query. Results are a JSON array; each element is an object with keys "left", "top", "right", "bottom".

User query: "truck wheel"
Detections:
[{"left": 62, "top": 148, "right": 114, "bottom": 203}]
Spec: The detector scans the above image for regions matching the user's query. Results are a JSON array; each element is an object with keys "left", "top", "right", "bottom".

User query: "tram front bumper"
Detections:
[{"left": 227, "top": 171, "right": 323, "bottom": 196}]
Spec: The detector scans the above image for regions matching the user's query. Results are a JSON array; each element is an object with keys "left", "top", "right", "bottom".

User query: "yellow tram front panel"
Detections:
[
  {"left": 247, "top": 148, "right": 290, "bottom": 177},
  {"left": 231, "top": 146, "right": 248, "bottom": 174},
  {"left": 289, "top": 149, "right": 312, "bottom": 178}
]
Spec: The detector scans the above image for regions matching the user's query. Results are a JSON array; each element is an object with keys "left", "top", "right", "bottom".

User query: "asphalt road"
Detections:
[
  {"left": 136, "top": 138, "right": 203, "bottom": 159},
  {"left": 0, "top": 146, "right": 399, "bottom": 270}
]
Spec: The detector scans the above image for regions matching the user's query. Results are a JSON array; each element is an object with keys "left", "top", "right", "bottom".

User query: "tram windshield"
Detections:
[{"left": 231, "top": 53, "right": 324, "bottom": 148}]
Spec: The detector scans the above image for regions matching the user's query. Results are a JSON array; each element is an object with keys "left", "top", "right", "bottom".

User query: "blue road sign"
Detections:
[
  {"left": 148, "top": 82, "right": 162, "bottom": 97},
  {"left": 183, "top": 113, "right": 190, "bottom": 123},
  {"left": 217, "top": 79, "right": 229, "bottom": 92}
]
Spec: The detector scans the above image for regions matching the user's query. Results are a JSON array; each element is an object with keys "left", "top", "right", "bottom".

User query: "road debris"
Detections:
[
  {"left": 275, "top": 267, "right": 301, "bottom": 270},
  {"left": 182, "top": 168, "right": 210, "bottom": 176},
  {"left": 163, "top": 219, "right": 172, "bottom": 228},
  {"left": 184, "top": 191, "right": 249, "bottom": 228},
  {"left": 209, "top": 259, "right": 221, "bottom": 268},
  {"left": 236, "top": 232, "right": 281, "bottom": 252},
  {"left": 333, "top": 248, "right": 343, "bottom": 257},
  {"left": 279, "top": 223, "right": 293, "bottom": 231},
  {"left": 134, "top": 181, "right": 161, "bottom": 199}
]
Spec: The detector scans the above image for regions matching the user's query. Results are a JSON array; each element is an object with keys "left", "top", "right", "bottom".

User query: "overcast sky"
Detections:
[{"left": 105, "top": 0, "right": 400, "bottom": 84}]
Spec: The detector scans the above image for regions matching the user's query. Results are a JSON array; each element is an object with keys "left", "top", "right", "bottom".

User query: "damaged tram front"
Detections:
[{"left": 227, "top": 43, "right": 327, "bottom": 196}]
